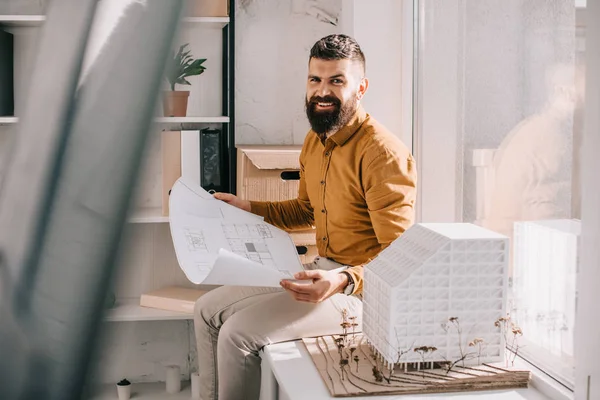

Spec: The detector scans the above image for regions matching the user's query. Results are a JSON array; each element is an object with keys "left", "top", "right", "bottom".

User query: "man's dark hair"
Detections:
[{"left": 309, "top": 34, "right": 366, "bottom": 74}]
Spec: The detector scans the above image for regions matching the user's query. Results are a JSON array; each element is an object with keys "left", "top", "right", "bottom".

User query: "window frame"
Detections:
[{"left": 403, "top": 0, "right": 599, "bottom": 396}]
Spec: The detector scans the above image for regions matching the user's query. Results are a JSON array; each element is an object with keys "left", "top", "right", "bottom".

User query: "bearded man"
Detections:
[{"left": 193, "top": 34, "right": 417, "bottom": 400}]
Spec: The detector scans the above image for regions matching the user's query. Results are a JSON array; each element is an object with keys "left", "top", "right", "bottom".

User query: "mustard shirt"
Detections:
[{"left": 250, "top": 106, "right": 417, "bottom": 295}]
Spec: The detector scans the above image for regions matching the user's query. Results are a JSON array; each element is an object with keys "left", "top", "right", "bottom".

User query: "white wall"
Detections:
[
  {"left": 352, "top": 0, "right": 405, "bottom": 144},
  {"left": 234, "top": 0, "right": 406, "bottom": 145}
]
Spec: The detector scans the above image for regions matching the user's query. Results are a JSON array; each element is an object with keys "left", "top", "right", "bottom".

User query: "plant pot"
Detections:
[
  {"left": 116, "top": 383, "right": 131, "bottom": 400},
  {"left": 163, "top": 91, "right": 189, "bottom": 117},
  {"left": 186, "top": 0, "right": 228, "bottom": 17}
]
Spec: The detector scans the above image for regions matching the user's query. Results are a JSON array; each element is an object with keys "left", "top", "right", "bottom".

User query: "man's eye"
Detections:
[{"left": 332, "top": 79, "right": 343, "bottom": 84}]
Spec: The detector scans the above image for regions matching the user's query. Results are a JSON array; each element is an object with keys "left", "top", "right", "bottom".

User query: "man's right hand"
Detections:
[{"left": 213, "top": 192, "right": 251, "bottom": 212}]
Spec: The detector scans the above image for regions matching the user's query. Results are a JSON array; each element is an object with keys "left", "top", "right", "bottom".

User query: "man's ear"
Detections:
[{"left": 357, "top": 77, "right": 369, "bottom": 100}]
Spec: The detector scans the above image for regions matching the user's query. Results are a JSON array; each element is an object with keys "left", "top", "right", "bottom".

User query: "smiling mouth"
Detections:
[{"left": 315, "top": 102, "right": 335, "bottom": 109}]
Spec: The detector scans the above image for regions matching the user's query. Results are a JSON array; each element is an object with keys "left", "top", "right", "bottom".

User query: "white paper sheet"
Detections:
[{"left": 168, "top": 177, "right": 305, "bottom": 286}]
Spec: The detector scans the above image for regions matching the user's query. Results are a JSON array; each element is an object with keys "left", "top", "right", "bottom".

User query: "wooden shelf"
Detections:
[
  {"left": 182, "top": 16, "right": 230, "bottom": 26},
  {"left": 0, "top": 15, "right": 45, "bottom": 27},
  {"left": 0, "top": 15, "right": 230, "bottom": 27},
  {"left": 1, "top": 116, "right": 229, "bottom": 126},
  {"left": 154, "top": 116, "right": 230, "bottom": 124},
  {"left": 104, "top": 298, "right": 192, "bottom": 322},
  {"left": 128, "top": 208, "right": 169, "bottom": 224},
  {"left": 89, "top": 381, "right": 192, "bottom": 400},
  {"left": 0, "top": 116, "right": 18, "bottom": 125}
]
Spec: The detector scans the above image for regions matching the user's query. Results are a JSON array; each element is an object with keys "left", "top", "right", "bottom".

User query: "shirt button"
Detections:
[
  {"left": 320, "top": 180, "right": 325, "bottom": 185},
  {"left": 324, "top": 152, "right": 330, "bottom": 156},
  {"left": 322, "top": 237, "right": 327, "bottom": 241},
  {"left": 321, "top": 209, "right": 326, "bottom": 213}
]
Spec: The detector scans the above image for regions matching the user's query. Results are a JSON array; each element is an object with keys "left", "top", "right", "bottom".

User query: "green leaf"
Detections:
[{"left": 165, "top": 42, "right": 207, "bottom": 90}]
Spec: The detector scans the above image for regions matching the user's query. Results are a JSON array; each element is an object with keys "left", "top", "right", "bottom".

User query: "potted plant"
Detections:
[
  {"left": 116, "top": 378, "right": 131, "bottom": 400},
  {"left": 163, "top": 43, "right": 207, "bottom": 117}
]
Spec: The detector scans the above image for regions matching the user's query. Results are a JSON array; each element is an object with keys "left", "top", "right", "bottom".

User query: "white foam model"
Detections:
[
  {"left": 363, "top": 223, "right": 509, "bottom": 367},
  {"left": 513, "top": 219, "right": 580, "bottom": 360}
]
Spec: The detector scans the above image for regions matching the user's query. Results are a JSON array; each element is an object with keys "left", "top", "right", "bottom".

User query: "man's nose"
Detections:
[{"left": 315, "top": 82, "right": 332, "bottom": 97}]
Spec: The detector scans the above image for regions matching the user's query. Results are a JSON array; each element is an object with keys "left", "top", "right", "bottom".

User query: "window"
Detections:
[{"left": 410, "top": 0, "right": 585, "bottom": 390}]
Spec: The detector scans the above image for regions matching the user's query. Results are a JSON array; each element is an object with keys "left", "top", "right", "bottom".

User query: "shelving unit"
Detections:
[
  {"left": 0, "top": 14, "right": 236, "bottom": 195},
  {"left": 0, "top": 0, "right": 235, "bottom": 387}
]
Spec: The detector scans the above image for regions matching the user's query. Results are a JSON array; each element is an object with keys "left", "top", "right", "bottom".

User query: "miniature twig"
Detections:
[
  {"left": 442, "top": 317, "right": 472, "bottom": 368},
  {"left": 349, "top": 316, "right": 359, "bottom": 343},
  {"left": 440, "top": 352, "right": 476, "bottom": 375},
  {"left": 468, "top": 338, "right": 486, "bottom": 365},
  {"left": 494, "top": 314, "right": 523, "bottom": 367},
  {"left": 509, "top": 325, "right": 523, "bottom": 366},
  {"left": 413, "top": 346, "right": 438, "bottom": 378}
]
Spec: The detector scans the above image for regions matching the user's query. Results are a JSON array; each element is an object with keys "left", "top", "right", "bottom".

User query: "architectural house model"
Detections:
[{"left": 363, "top": 223, "right": 509, "bottom": 367}]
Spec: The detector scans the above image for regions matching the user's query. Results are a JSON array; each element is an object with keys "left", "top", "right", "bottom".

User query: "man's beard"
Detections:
[{"left": 305, "top": 95, "right": 357, "bottom": 139}]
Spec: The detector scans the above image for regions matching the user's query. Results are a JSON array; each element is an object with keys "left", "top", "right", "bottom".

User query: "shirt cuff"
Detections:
[{"left": 344, "top": 265, "right": 364, "bottom": 296}]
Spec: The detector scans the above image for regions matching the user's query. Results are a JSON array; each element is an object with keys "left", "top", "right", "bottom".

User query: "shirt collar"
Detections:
[
  {"left": 327, "top": 105, "right": 368, "bottom": 147},
  {"left": 315, "top": 105, "right": 368, "bottom": 146}
]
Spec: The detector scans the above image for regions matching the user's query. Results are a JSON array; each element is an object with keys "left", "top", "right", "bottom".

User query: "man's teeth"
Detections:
[{"left": 318, "top": 102, "right": 333, "bottom": 106}]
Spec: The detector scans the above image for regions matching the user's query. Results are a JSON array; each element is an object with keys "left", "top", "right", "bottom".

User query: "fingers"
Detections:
[
  {"left": 284, "top": 289, "right": 315, "bottom": 303},
  {"left": 280, "top": 280, "right": 313, "bottom": 294},
  {"left": 294, "top": 269, "right": 324, "bottom": 281},
  {"left": 213, "top": 192, "right": 235, "bottom": 202},
  {"left": 280, "top": 280, "right": 329, "bottom": 303}
]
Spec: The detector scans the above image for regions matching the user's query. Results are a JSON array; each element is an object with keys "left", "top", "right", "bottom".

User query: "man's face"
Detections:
[{"left": 305, "top": 58, "right": 366, "bottom": 135}]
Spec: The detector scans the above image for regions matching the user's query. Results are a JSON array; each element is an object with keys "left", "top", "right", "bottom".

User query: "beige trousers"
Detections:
[{"left": 193, "top": 256, "right": 363, "bottom": 400}]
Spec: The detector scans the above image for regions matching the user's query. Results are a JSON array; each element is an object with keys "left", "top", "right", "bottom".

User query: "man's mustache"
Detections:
[{"left": 308, "top": 96, "right": 341, "bottom": 107}]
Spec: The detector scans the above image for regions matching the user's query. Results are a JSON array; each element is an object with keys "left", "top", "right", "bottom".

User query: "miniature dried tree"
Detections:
[
  {"left": 348, "top": 343, "right": 359, "bottom": 372},
  {"left": 336, "top": 308, "right": 363, "bottom": 378},
  {"left": 335, "top": 337, "right": 348, "bottom": 380},
  {"left": 441, "top": 317, "right": 476, "bottom": 374},
  {"left": 385, "top": 330, "right": 414, "bottom": 381},
  {"left": 413, "top": 346, "right": 438, "bottom": 377},
  {"left": 468, "top": 338, "right": 486, "bottom": 365},
  {"left": 339, "top": 308, "right": 359, "bottom": 346},
  {"left": 508, "top": 325, "right": 523, "bottom": 366},
  {"left": 349, "top": 315, "right": 359, "bottom": 342},
  {"left": 495, "top": 314, "right": 524, "bottom": 367},
  {"left": 372, "top": 365, "right": 384, "bottom": 382},
  {"left": 441, "top": 317, "right": 467, "bottom": 366}
]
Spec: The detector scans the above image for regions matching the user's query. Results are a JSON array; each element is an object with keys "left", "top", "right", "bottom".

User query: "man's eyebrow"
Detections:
[{"left": 308, "top": 74, "right": 346, "bottom": 80}]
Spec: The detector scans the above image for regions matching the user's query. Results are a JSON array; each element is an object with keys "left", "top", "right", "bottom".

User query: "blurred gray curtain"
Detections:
[{"left": 0, "top": 1, "right": 183, "bottom": 399}]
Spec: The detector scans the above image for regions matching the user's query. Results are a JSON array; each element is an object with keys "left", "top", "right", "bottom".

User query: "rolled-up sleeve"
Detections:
[{"left": 345, "top": 151, "right": 417, "bottom": 295}]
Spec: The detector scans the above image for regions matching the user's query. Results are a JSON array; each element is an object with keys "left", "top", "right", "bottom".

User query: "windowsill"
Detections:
[
  {"left": 513, "top": 355, "right": 574, "bottom": 400},
  {"left": 261, "top": 340, "right": 571, "bottom": 400}
]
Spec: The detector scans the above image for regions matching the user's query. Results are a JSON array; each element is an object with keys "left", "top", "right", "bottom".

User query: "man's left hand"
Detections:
[{"left": 280, "top": 269, "right": 348, "bottom": 303}]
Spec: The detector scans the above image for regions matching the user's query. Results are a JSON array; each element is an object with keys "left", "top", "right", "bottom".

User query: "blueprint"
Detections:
[{"left": 168, "top": 177, "right": 305, "bottom": 286}]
